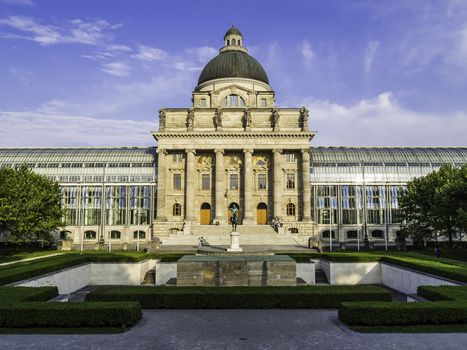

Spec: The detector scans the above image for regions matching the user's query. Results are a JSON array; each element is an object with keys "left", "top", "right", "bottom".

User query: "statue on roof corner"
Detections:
[
  {"left": 158, "top": 108, "right": 166, "bottom": 131},
  {"left": 214, "top": 107, "right": 223, "bottom": 130},
  {"left": 187, "top": 108, "right": 195, "bottom": 130},
  {"left": 271, "top": 107, "right": 280, "bottom": 131},
  {"left": 242, "top": 108, "right": 251, "bottom": 129},
  {"left": 299, "top": 106, "right": 309, "bottom": 131}
]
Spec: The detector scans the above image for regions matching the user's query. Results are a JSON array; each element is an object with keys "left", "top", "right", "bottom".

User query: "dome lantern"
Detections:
[{"left": 224, "top": 25, "right": 243, "bottom": 48}]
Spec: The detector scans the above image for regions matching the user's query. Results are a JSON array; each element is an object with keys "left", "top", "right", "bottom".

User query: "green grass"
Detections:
[
  {"left": 418, "top": 286, "right": 467, "bottom": 301},
  {"left": 86, "top": 285, "right": 392, "bottom": 309},
  {"left": 350, "top": 324, "right": 467, "bottom": 333},
  {"left": 0, "top": 250, "right": 60, "bottom": 264}
]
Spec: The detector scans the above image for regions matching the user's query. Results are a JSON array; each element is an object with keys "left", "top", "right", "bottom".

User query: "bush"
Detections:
[
  {"left": 381, "top": 256, "right": 467, "bottom": 283},
  {"left": 338, "top": 301, "right": 467, "bottom": 326},
  {"left": 0, "top": 286, "right": 58, "bottom": 302},
  {"left": 418, "top": 286, "right": 467, "bottom": 301},
  {"left": 86, "top": 285, "right": 391, "bottom": 309},
  {"left": 0, "top": 302, "right": 142, "bottom": 328}
]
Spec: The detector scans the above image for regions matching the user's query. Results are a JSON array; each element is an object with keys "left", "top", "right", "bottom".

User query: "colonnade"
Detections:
[{"left": 156, "top": 148, "right": 312, "bottom": 224}]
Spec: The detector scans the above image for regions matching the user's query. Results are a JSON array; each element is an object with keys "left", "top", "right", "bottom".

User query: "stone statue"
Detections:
[
  {"left": 186, "top": 108, "right": 194, "bottom": 130},
  {"left": 214, "top": 107, "right": 223, "bottom": 129},
  {"left": 229, "top": 204, "right": 239, "bottom": 231},
  {"left": 271, "top": 107, "right": 280, "bottom": 130},
  {"left": 158, "top": 108, "right": 166, "bottom": 130},
  {"left": 299, "top": 106, "right": 309, "bottom": 130},
  {"left": 242, "top": 108, "right": 251, "bottom": 129}
]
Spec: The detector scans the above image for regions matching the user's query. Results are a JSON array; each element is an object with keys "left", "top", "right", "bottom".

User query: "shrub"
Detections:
[
  {"left": 86, "top": 285, "right": 391, "bottom": 309},
  {"left": 0, "top": 302, "right": 142, "bottom": 328},
  {"left": 381, "top": 256, "right": 467, "bottom": 283},
  {"left": 338, "top": 301, "right": 467, "bottom": 326},
  {"left": 0, "top": 286, "right": 58, "bottom": 302},
  {"left": 418, "top": 286, "right": 467, "bottom": 301}
]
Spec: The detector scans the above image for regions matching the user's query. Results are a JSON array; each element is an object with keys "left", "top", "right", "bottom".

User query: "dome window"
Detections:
[{"left": 222, "top": 94, "right": 246, "bottom": 107}]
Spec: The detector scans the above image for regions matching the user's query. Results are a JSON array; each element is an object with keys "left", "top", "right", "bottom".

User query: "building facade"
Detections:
[{"left": 0, "top": 27, "right": 466, "bottom": 248}]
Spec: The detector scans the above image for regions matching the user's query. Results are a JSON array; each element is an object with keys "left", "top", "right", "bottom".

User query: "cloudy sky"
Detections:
[{"left": 0, "top": 0, "right": 466, "bottom": 147}]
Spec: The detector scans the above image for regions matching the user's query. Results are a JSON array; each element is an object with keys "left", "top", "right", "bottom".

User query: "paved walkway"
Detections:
[{"left": 1, "top": 310, "right": 466, "bottom": 350}]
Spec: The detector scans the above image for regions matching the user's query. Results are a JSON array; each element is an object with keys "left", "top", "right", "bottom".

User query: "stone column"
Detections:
[
  {"left": 185, "top": 149, "right": 196, "bottom": 222},
  {"left": 301, "top": 149, "right": 312, "bottom": 221},
  {"left": 214, "top": 149, "right": 225, "bottom": 224},
  {"left": 243, "top": 149, "right": 254, "bottom": 224},
  {"left": 155, "top": 148, "right": 167, "bottom": 221},
  {"left": 273, "top": 149, "right": 283, "bottom": 219}
]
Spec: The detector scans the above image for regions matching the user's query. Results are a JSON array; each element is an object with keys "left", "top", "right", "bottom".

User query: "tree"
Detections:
[
  {"left": 399, "top": 164, "right": 467, "bottom": 248},
  {"left": 0, "top": 165, "right": 64, "bottom": 242}
]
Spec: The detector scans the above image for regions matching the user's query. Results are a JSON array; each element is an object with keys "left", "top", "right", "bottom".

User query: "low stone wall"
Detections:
[
  {"left": 12, "top": 260, "right": 158, "bottom": 294},
  {"left": 155, "top": 262, "right": 177, "bottom": 285},
  {"left": 296, "top": 262, "right": 315, "bottom": 284},
  {"left": 380, "top": 262, "right": 462, "bottom": 294}
]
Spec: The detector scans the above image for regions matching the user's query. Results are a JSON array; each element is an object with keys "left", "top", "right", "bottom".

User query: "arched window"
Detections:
[
  {"left": 232, "top": 38, "right": 236, "bottom": 45},
  {"left": 322, "top": 230, "right": 336, "bottom": 239},
  {"left": 286, "top": 203, "right": 295, "bottom": 216},
  {"left": 347, "top": 230, "right": 358, "bottom": 239},
  {"left": 110, "top": 230, "right": 121, "bottom": 239},
  {"left": 173, "top": 203, "right": 182, "bottom": 216},
  {"left": 227, "top": 39, "right": 230, "bottom": 45},
  {"left": 371, "top": 230, "right": 384, "bottom": 239},
  {"left": 290, "top": 228, "right": 299, "bottom": 234},
  {"left": 84, "top": 230, "right": 96, "bottom": 239},
  {"left": 222, "top": 94, "right": 246, "bottom": 107},
  {"left": 133, "top": 230, "right": 145, "bottom": 239}
]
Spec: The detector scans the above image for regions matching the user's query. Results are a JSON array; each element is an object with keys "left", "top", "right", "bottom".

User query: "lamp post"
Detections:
[{"left": 329, "top": 207, "right": 333, "bottom": 252}]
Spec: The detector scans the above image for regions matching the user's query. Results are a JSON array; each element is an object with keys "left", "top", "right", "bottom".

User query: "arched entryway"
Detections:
[
  {"left": 256, "top": 202, "right": 268, "bottom": 225},
  {"left": 200, "top": 203, "right": 211, "bottom": 225}
]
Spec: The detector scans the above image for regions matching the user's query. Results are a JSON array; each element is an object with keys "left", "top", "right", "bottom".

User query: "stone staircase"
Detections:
[
  {"left": 160, "top": 224, "right": 302, "bottom": 246},
  {"left": 315, "top": 269, "right": 329, "bottom": 285}
]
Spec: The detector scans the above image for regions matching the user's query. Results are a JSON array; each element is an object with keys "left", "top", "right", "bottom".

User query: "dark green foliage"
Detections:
[
  {"left": 0, "top": 302, "right": 142, "bottom": 328},
  {"left": 0, "top": 165, "right": 64, "bottom": 242},
  {"left": 0, "top": 286, "right": 58, "bottom": 302},
  {"left": 86, "top": 285, "right": 391, "bottom": 309},
  {"left": 338, "top": 301, "right": 467, "bottom": 326},
  {"left": 380, "top": 256, "right": 467, "bottom": 282},
  {"left": 418, "top": 286, "right": 467, "bottom": 301},
  {"left": 399, "top": 164, "right": 467, "bottom": 247}
]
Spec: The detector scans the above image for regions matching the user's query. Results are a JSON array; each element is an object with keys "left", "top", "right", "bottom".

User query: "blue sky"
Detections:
[{"left": 0, "top": 0, "right": 466, "bottom": 146}]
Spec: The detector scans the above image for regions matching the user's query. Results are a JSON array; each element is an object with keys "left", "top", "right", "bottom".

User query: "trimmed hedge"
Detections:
[
  {"left": 418, "top": 286, "right": 467, "bottom": 302},
  {"left": 381, "top": 256, "right": 467, "bottom": 283},
  {"left": 0, "top": 286, "right": 58, "bottom": 302},
  {"left": 0, "top": 302, "right": 142, "bottom": 328},
  {"left": 0, "top": 252, "right": 191, "bottom": 286},
  {"left": 86, "top": 285, "right": 392, "bottom": 309},
  {"left": 338, "top": 301, "right": 467, "bottom": 326}
]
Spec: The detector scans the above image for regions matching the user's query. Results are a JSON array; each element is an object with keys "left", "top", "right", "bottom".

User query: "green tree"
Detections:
[
  {"left": 0, "top": 165, "right": 64, "bottom": 242},
  {"left": 399, "top": 164, "right": 467, "bottom": 247}
]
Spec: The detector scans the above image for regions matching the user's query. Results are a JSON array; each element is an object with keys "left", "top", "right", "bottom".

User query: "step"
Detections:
[{"left": 315, "top": 269, "right": 329, "bottom": 284}]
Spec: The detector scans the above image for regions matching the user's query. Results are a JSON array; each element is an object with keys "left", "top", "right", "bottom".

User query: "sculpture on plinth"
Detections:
[{"left": 227, "top": 204, "right": 242, "bottom": 252}]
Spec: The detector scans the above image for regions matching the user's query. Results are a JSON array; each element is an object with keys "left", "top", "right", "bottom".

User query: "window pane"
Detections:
[
  {"left": 286, "top": 174, "right": 295, "bottom": 189},
  {"left": 258, "top": 174, "right": 267, "bottom": 189},
  {"left": 201, "top": 174, "right": 210, "bottom": 190},
  {"left": 230, "top": 174, "right": 239, "bottom": 190},
  {"left": 173, "top": 174, "right": 181, "bottom": 190}
]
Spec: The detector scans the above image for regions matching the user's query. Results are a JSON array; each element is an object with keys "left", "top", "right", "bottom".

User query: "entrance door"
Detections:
[
  {"left": 200, "top": 203, "right": 211, "bottom": 225},
  {"left": 256, "top": 203, "right": 268, "bottom": 225}
]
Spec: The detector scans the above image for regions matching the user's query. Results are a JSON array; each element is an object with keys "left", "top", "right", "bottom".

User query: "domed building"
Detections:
[{"left": 0, "top": 26, "right": 466, "bottom": 249}]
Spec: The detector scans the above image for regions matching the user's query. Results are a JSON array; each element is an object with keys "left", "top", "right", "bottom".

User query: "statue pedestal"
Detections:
[{"left": 227, "top": 231, "right": 243, "bottom": 252}]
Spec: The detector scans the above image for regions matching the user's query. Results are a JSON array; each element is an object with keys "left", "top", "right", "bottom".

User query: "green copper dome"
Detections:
[
  {"left": 224, "top": 25, "right": 242, "bottom": 39},
  {"left": 197, "top": 50, "right": 270, "bottom": 86}
]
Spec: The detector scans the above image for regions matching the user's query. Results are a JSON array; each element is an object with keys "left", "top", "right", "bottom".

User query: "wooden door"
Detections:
[
  {"left": 256, "top": 203, "right": 267, "bottom": 225},
  {"left": 200, "top": 203, "right": 211, "bottom": 225}
]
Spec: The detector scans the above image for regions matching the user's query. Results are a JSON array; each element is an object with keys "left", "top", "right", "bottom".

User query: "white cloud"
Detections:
[
  {"left": 185, "top": 46, "right": 217, "bottom": 64},
  {"left": 1, "top": 0, "right": 34, "bottom": 6},
  {"left": 131, "top": 45, "right": 167, "bottom": 61},
  {"left": 364, "top": 40, "right": 379, "bottom": 73},
  {"left": 296, "top": 92, "right": 467, "bottom": 146},
  {"left": 0, "top": 15, "right": 116, "bottom": 46},
  {"left": 301, "top": 39, "right": 315, "bottom": 68},
  {"left": 100, "top": 62, "right": 130, "bottom": 77},
  {"left": 0, "top": 110, "right": 154, "bottom": 147}
]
